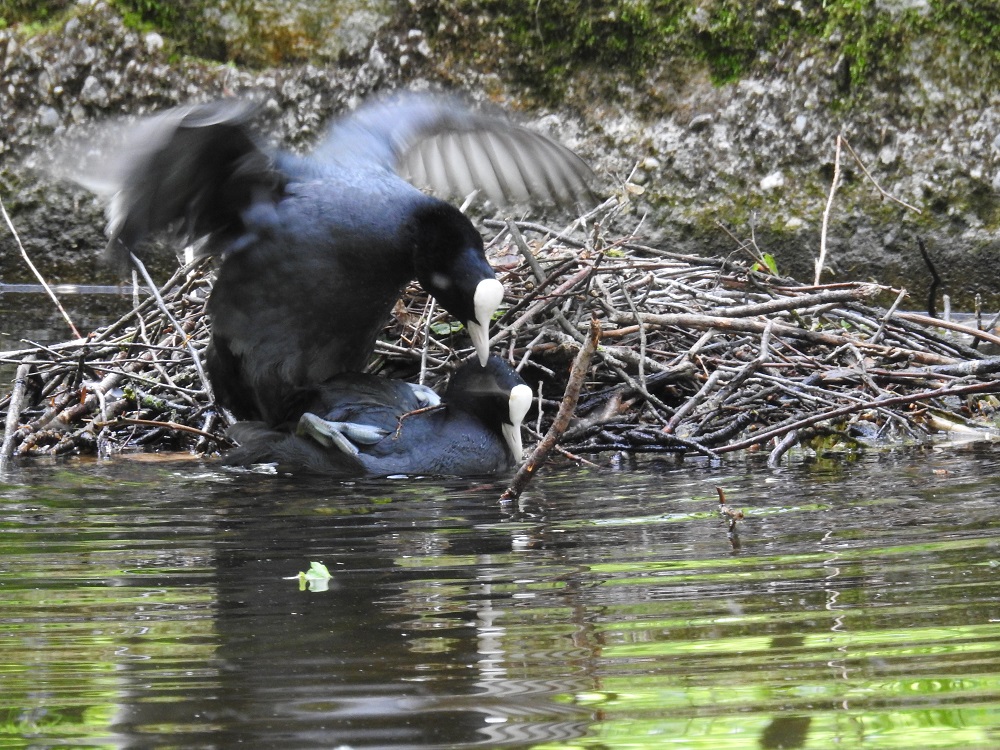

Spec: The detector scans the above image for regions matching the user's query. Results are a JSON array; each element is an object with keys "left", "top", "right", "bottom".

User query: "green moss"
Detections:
[
  {"left": 111, "top": 0, "right": 178, "bottom": 32},
  {"left": 927, "top": 176, "right": 1000, "bottom": 231},
  {"left": 0, "top": 0, "right": 72, "bottom": 26},
  {"left": 108, "top": 0, "right": 229, "bottom": 61},
  {"left": 8, "top": 0, "right": 999, "bottom": 107},
  {"left": 414, "top": 0, "right": 689, "bottom": 101},
  {"left": 930, "top": 0, "right": 1000, "bottom": 79},
  {"left": 2, "top": 0, "right": 74, "bottom": 36},
  {"left": 692, "top": 1, "right": 808, "bottom": 84},
  {"left": 107, "top": 0, "right": 353, "bottom": 67},
  {"left": 697, "top": 1, "right": 922, "bottom": 90},
  {"left": 415, "top": 0, "right": 997, "bottom": 106}
]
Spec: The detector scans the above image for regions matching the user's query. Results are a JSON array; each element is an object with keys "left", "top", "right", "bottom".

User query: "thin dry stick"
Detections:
[
  {"left": 664, "top": 370, "right": 725, "bottom": 434},
  {"left": 815, "top": 134, "right": 843, "bottom": 286},
  {"left": 712, "top": 285, "right": 880, "bottom": 318},
  {"left": 1, "top": 359, "right": 34, "bottom": 469},
  {"left": 483, "top": 218, "right": 588, "bottom": 249},
  {"left": 128, "top": 252, "right": 215, "bottom": 402},
  {"left": 613, "top": 310, "right": 957, "bottom": 366},
  {"left": 419, "top": 297, "right": 436, "bottom": 386},
  {"left": 1, "top": 198, "right": 81, "bottom": 339},
  {"left": 719, "top": 380, "right": 1000, "bottom": 454},
  {"left": 841, "top": 137, "right": 922, "bottom": 214},
  {"left": 617, "top": 276, "right": 647, "bottom": 391},
  {"left": 96, "top": 416, "right": 230, "bottom": 443},
  {"left": 872, "top": 287, "right": 909, "bottom": 344},
  {"left": 893, "top": 311, "right": 1000, "bottom": 348},
  {"left": 711, "top": 320, "right": 774, "bottom": 406},
  {"left": 507, "top": 219, "right": 546, "bottom": 283},
  {"left": 501, "top": 316, "right": 600, "bottom": 502}
]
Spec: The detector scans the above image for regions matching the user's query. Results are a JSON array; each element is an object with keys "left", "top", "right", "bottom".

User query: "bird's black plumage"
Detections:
[
  {"left": 223, "top": 356, "right": 533, "bottom": 478},
  {"left": 74, "top": 92, "right": 592, "bottom": 426}
]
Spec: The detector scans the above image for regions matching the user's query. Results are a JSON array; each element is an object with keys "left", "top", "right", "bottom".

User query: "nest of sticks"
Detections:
[{"left": 4, "top": 198, "right": 1000, "bottom": 469}]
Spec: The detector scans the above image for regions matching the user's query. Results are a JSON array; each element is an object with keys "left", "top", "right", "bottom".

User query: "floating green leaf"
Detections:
[{"left": 287, "top": 561, "right": 332, "bottom": 592}]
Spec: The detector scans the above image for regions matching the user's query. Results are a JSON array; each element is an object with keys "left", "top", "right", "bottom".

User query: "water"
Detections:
[
  {"left": 1, "top": 446, "right": 999, "bottom": 749},
  {"left": 0, "top": 285, "right": 135, "bottom": 382}
]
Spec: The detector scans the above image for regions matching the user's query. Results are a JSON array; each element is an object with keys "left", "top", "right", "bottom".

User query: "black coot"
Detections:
[
  {"left": 73, "top": 93, "right": 591, "bottom": 425},
  {"left": 223, "top": 355, "right": 532, "bottom": 478}
]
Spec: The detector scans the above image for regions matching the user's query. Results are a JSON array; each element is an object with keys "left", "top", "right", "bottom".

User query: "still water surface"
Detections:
[{"left": 1, "top": 446, "right": 999, "bottom": 749}]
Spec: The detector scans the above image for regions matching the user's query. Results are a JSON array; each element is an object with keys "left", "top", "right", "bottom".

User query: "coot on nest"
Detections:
[
  {"left": 73, "top": 93, "right": 591, "bottom": 425},
  {"left": 224, "top": 356, "right": 532, "bottom": 477}
]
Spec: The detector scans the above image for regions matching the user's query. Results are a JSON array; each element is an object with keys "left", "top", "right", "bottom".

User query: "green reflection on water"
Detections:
[
  {"left": 602, "top": 622, "right": 1000, "bottom": 659},
  {"left": 3, "top": 455, "right": 1000, "bottom": 748},
  {"left": 538, "top": 710, "right": 994, "bottom": 749},
  {"left": 0, "top": 485, "right": 217, "bottom": 747},
  {"left": 0, "top": 579, "right": 217, "bottom": 745}
]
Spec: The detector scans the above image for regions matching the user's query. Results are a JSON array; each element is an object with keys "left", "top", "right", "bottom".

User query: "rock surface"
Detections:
[{"left": 2, "top": 1, "right": 999, "bottom": 312}]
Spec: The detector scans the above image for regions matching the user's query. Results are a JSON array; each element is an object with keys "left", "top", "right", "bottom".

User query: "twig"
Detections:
[
  {"left": 610, "top": 310, "right": 957, "bottom": 366},
  {"left": 501, "top": 316, "right": 600, "bottom": 502},
  {"left": 1, "top": 198, "right": 81, "bottom": 339},
  {"left": 96, "top": 416, "right": 230, "bottom": 443},
  {"left": 664, "top": 370, "right": 724, "bottom": 434},
  {"left": 507, "top": 219, "right": 546, "bottom": 283},
  {"left": 482, "top": 218, "right": 588, "bottom": 249},
  {"left": 711, "top": 285, "right": 881, "bottom": 318},
  {"left": 893, "top": 311, "right": 1000, "bottom": 348},
  {"left": 711, "top": 320, "right": 774, "bottom": 406},
  {"left": 553, "top": 444, "right": 601, "bottom": 467},
  {"left": 1, "top": 359, "right": 34, "bottom": 469},
  {"left": 841, "top": 137, "right": 922, "bottom": 214},
  {"left": 872, "top": 287, "right": 908, "bottom": 344},
  {"left": 419, "top": 297, "right": 435, "bottom": 386},
  {"left": 617, "top": 276, "right": 647, "bottom": 391},
  {"left": 719, "top": 380, "right": 1000, "bottom": 454},
  {"left": 128, "top": 251, "right": 216, "bottom": 403},
  {"left": 816, "top": 134, "right": 843, "bottom": 286}
]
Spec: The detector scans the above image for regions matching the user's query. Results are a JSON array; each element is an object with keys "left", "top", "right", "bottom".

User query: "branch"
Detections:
[
  {"left": 609, "top": 310, "right": 957, "bottom": 366},
  {"left": 96, "top": 416, "right": 231, "bottom": 443},
  {"left": 718, "top": 380, "right": 1000, "bottom": 454},
  {"left": 842, "top": 137, "right": 922, "bottom": 214},
  {"left": 816, "top": 133, "right": 843, "bottom": 286},
  {"left": 1, "top": 359, "right": 34, "bottom": 469},
  {"left": 1, "top": 197, "right": 81, "bottom": 339},
  {"left": 127, "top": 251, "right": 216, "bottom": 402},
  {"left": 501, "top": 315, "right": 600, "bottom": 502}
]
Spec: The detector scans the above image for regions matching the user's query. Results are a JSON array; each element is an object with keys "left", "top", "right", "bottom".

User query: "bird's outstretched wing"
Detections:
[
  {"left": 68, "top": 99, "right": 283, "bottom": 274},
  {"left": 316, "top": 92, "right": 595, "bottom": 207}
]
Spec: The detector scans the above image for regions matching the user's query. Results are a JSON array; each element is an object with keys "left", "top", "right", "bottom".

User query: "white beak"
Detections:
[
  {"left": 502, "top": 383, "right": 533, "bottom": 461},
  {"left": 468, "top": 278, "right": 504, "bottom": 365}
]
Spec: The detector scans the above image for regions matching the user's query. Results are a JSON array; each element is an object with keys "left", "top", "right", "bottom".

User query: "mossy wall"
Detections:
[
  {"left": 1, "top": 0, "right": 396, "bottom": 65},
  {"left": 8, "top": 2, "right": 998, "bottom": 100},
  {"left": 411, "top": 0, "right": 1000, "bottom": 106}
]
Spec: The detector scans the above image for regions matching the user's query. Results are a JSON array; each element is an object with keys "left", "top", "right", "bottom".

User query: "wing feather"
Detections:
[
  {"left": 318, "top": 92, "right": 595, "bottom": 208},
  {"left": 64, "top": 99, "right": 283, "bottom": 274}
]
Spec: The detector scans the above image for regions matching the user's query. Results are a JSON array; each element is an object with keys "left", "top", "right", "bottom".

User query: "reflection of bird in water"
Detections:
[
  {"left": 72, "top": 93, "right": 592, "bottom": 426},
  {"left": 224, "top": 356, "right": 532, "bottom": 478}
]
